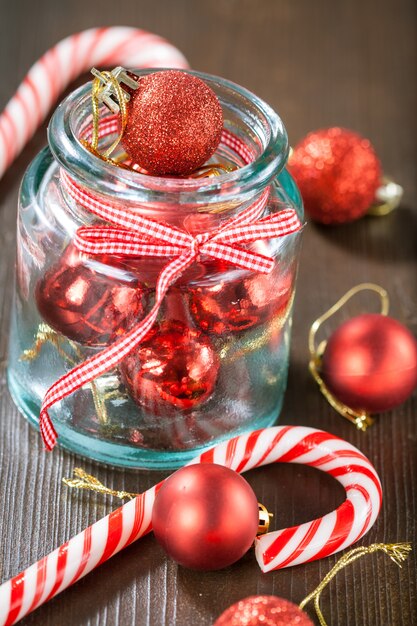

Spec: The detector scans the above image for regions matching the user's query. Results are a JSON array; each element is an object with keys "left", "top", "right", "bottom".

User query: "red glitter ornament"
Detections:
[
  {"left": 289, "top": 127, "right": 381, "bottom": 224},
  {"left": 36, "top": 244, "right": 146, "bottom": 346},
  {"left": 119, "top": 319, "right": 219, "bottom": 415},
  {"left": 214, "top": 595, "right": 314, "bottom": 626},
  {"left": 190, "top": 265, "right": 292, "bottom": 334},
  {"left": 152, "top": 464, "right": 259, "bottom": 570},
  {"left": 122, "top": 70, "right": 223, "bottom": 176},
  {"left": 321, "top": 313, "right": 417, "bottom": 413}
]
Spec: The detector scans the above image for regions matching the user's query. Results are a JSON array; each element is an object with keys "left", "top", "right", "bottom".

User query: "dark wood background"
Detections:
[{"left": 0, "top": 1, "right": 416, "bottom": 624}]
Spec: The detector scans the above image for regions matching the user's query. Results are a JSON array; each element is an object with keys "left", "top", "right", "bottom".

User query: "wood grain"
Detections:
[{"left": 0, "top": 1, "right": 416, "bottom": 624}]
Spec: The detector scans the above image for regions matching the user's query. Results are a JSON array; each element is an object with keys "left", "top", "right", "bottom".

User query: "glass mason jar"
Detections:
[{"left": 7, "top": 70, "right": 303, "bottom": 469}]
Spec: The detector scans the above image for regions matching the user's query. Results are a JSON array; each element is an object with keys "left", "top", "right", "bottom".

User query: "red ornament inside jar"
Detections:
[{"left": 36, "top": 243, "right": 147, "bottom": 347}]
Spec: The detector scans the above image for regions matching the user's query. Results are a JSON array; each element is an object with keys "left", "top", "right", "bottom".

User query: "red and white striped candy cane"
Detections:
[
  {"left": 0, "top": 26, "right": 188, "bottom": 179},
  {"left": 0, "top": 426, "right": 382, "bottom": 625}
]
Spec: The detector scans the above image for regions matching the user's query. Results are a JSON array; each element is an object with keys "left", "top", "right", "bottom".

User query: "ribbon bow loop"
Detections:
[{"left": 72, "top": 184, "right": 301, "bottom": 275}]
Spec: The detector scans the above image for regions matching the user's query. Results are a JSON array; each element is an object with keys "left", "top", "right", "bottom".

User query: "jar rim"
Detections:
[{"left": 48, "top": 69, "right": 289, "bottom": 205}]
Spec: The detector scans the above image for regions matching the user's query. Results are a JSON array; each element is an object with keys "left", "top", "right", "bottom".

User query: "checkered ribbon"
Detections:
[{"left": 39, "top": 155, "right": 302, "bottom": 450}]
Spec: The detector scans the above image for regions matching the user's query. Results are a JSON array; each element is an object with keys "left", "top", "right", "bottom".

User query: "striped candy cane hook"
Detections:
[
  {"left": 0, "top": 426, "right": 382, "bottom": 625},
  {"left": 0, "top": 26, "right": 189, "bottom": 179}
]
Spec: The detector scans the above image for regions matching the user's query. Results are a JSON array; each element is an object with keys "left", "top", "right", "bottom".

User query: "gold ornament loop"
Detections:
[
  {"left": 299, "top": 542, "right": 412, "bottom": 626},
  {"left": 88, "top": 69, "right": 129, "bottom": 159},
  {"left": 308, "top": 283, "right": 390, "bottom": 431}
]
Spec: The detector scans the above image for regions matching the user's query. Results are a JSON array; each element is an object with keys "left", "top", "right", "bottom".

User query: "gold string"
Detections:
[
  {"left": 308, "top": 283, "right": 389, "bottom": 431},
  {"left": 21, "top": 323, "right": 109, "bottom": 425},
  {"left": 89, "top": 70, "right": 129, "bottom": 158},
  {"left": 63, "top": 468, "right": 137, "bottom": 500},
  {"left": 299, "top": 543, "right": 412, "bottom": 626}
]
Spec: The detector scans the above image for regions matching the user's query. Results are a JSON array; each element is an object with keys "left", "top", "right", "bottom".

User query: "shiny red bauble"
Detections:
[
  {"left": 119, "top": 320, "right": 219, "bottom": 415},
  {"left": 190, "top": 266, "right": 292, "bottom": 334},
  {"left": 122, "top": 70, "right": 223, "bottom": 176},
  {"left": 35, "top": 244, "right": 146, "bottom": 346},
  {"left": 214, "top": 595, "right": 314, "bottom": 626},
  {"left": 152, "top": 464, "right": 259, "bottom": 570},
  {"left": 289, "top": 127, "right": 381, "bottom": 224},
  {"left": 321, "top": 313, "right": 417, "bottom": 413}
]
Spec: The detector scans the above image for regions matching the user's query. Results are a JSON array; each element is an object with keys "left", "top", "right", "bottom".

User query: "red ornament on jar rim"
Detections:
[
  {"left": 122, "top": 70, "right": 223, "bottom": 176},
  {"left": 152, "top": 463, "right": 260, "bottom": 570},
  {"left": 119, "top": 319, "right": 219, "bottom": 415},
  {"left": 35, "top": 244, "right": 146, "bottom": 347}
]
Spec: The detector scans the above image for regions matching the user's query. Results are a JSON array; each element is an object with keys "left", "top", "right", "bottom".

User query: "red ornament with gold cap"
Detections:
[
  {"left": 309, "top": 283, "right": 417, "bottom": 429},
  {"left": 151, "top": 463, "right": 262, "bottom": 571},
  {"left": 289, "top": 127, "right": 402, "bottom": 224}
]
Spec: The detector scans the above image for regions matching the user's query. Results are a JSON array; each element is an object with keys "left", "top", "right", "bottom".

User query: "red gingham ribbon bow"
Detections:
[{"left": 39, "top": 170, "right": 302, "bottom": 450}]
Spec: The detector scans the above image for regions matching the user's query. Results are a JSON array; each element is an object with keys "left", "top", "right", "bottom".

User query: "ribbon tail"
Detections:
[
  {"left": 40, "top": 410, "right": 58, "bottom": 451},
  {"left": 39, "top": 250, "right": 196, "bottom": 450}
]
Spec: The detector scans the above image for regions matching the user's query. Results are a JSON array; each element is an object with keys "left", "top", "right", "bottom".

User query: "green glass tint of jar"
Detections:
[{"left": 7, "top": 70, "right": 303, "bottom": 469}]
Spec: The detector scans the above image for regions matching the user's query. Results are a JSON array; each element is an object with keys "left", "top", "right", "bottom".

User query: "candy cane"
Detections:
[
  {"left": 0, "top": 426, "right": 382, "bottom": 625},
  {"left": 0, "top": 26, "right": 189, "bottom": 179}
]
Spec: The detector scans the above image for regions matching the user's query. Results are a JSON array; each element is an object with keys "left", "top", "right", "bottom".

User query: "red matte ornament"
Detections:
[
  {"left": 35, "top": 244, "right": 146, "bottom": 346},
  {"left": 214, "top": 595, "right": 314, "bottom": 626},
  {"left": 151, "top": 463, "right": 259, "bottom": 570},
  {"left": 321, "top": 313, "right": 417, "bottom": 413},
  {"left": 289, "top": 127, "right": 381, "bottom": 224},
  {"left": 119, "top": 319, "right": 219, "bottom": 415},
  {"left": 122, "top": 70, "right": 223, "bottom": 176}
]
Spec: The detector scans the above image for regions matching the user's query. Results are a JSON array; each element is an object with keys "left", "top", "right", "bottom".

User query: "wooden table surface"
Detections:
[{"left": 0, "top": 1, "right": 416, "bottom": 625}]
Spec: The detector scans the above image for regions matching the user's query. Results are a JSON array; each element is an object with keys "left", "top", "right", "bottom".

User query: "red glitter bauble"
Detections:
[
  {"left": 190, "top": 265, "right": 292, "bottom": 334},
  {"left": 289, "top": 127, "right": 381, "bottom": 224},
  {"left": 119, "top": 320, "right": 219, "bottom": 414},
  {"left": 152, "top": 464, "right": 259, "bottom": 570},
  {"left": 321, "top": 313, "right": 417, "bottom": 413},
  {"left": 36, "top": 244, "right": 146, "bottom": 346},
  {"left": 214, "top": 595, "right": 314, "bottom": 626},
  {"left": 122, "top": 70, "right": 223, "bottom": 176}
]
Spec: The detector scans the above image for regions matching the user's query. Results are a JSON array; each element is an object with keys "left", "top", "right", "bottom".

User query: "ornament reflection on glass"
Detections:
[
  {"left": 289, "top": 127, "right": 403, "bottom": 224},
  {"left": 35, "top": 243, "right": 147, "bottom": 347},
  {"left": 189, "top": 263, "right": 293, "bottom": 335},
  {"left": 119, "top": 319, "right": 219, "bottom": 415},
  {"left": 309, "top": 283, "right": 417, "bottom": 430}
]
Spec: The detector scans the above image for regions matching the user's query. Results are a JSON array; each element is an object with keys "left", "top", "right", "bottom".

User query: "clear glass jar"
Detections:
[{"left": 7, "top": 70, "right": 303, "bottom": 469}]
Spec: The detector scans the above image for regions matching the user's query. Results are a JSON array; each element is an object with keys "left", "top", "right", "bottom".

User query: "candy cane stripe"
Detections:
[{"left": 0, "top": 27, "right": 189, "bottom": 181}]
